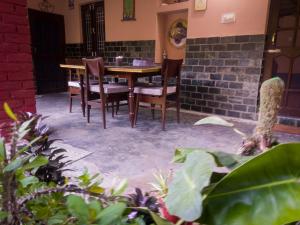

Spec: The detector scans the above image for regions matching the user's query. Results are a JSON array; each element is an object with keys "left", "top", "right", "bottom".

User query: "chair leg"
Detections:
[
  {"left": 116, "top": 101, "right": 120, "bottom": 115},
  {"left": 151, "top": 104, "right": 155, "bottom": 120},
  {"left": 87, "top": 105, "right": 91, "bottom": 123},
  {"left": 134, "top": 94, "right": 140, "bottom": 126},
  {"left": 176, "top": 97, "right": 180, "bottom": 123},
  {"left": 81, "top": 94, "right": 85, "bottom": 117},
  {"left": 112, "top": 101, "right": 115, "bottom": 118},
  {"left": 161, "top": 103, "right": 167, "bottom": 131},
  {"left": 69, "top": 95, "right": 73, "bottom": 113},
  {"left": 80, "top": 85, "right": 85, "bottom": 117},
  {"left": 101, "top": 99, "right": 107, "bottom": 129},
  {"left": 127, "top": 95, "right": 131, "bottom": 120},
  {"left": 106, "top": 103, "right": 109, "bottom": 112}
]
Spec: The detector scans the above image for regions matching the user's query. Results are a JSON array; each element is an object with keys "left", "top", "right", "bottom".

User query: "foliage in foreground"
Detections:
[
  {"left": 1, "top": 103, "right": 300, "bottom": 225},
  {"left": 165, "top": 143, "right": 300, "bottom": 225},
  {"left": 0, "top": 104, "right": 164, "bottom": 225}
]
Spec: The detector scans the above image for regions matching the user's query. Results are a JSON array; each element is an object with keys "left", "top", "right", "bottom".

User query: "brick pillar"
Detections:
[{"left": 0, "top": 0, "right": 36, "bottom": 136}]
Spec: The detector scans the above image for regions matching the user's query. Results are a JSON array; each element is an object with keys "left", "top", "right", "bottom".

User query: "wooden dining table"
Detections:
[{"left": 60, "top": 64, "right": 161, "bottom": 128}]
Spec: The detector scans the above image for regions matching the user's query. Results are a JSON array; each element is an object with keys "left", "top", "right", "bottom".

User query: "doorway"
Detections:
[
  {"left": 264, "top": 0, "right": 300, "bottom": 118},
  {"left": 28, "top": 9, "right": 66, "bottom": 94}
]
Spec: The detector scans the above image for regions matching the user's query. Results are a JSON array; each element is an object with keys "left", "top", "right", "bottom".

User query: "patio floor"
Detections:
[{"left": 37, "top": 93, "right": 300, "bottom": 190}]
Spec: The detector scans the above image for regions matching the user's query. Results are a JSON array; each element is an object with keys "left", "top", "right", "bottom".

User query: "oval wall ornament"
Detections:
[{"left": 168, "top": 19, "right": 188, "bottom": 49}]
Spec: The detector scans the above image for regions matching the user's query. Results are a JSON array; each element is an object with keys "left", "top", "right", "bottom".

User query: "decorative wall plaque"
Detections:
[
  {"left": 195, "top": 0, "right": 207, "bottom": 11},
  {"left": 168, "top": 19, "right": 187, "bottom": 48},
  {"left": 68, "top": 0, "right": 75, "bottom": 10},
  {"left": 123, "top": 0, "right": 136, "bottom": 21}
]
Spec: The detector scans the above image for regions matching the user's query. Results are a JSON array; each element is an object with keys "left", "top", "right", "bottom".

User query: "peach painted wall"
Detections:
[
  {"left": 27, "top": 0, "right": 157, "bottom": 43},
  {"left": 28, "top": 0, "right": 270, "bottom": 43},
  {"left": 155, "top": 13, "right": 167, "bottom": 63},
  {"left": 105, "top": 0, "right": 157, "bottom": 41},
  {"left": 187, "top": 0, "right": 270, "bottom": 38}
]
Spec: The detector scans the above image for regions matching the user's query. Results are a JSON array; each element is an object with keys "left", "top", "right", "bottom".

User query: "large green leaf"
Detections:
[
  {"left": 0, "top": 138, "right": 5, "bottom": 161},
  {"left": 66, "top": 195, "right": 89, "bottom": 224},
  {"left": 149, "top": 211, "right": 173, "bottom": 225},
  {"left": 4, "top": 157, "right": 28, "bottom": 172},
  {"left": 23, "top": 156, "right": 48, "bottom": 170},
  {"left": 3, "top": 102, "right": 17, "bottom": 121},
  {"left": 111, "top": 179, "right": 128, "bottom": 196},
  {"left": 97, "top": 202, "right": 126, "bottom": 225},
  {"left": 201, "top": 143, "right": 300, "bottom": 225},
  {"left": 194, "top": 116, "right": 234, "bottom": 127},
  {"left": 88, "top": 200, "right": 102, "bottom": 222},
  {"left": 173, "top": 148, "right": 252, "bottom": 169},
  {"left": 47, "top": 214, "right": 67, "bottom": 225},
  {"left": 165, "top": 151, "right": 216, "bottom": 221},
  {"left": 20, "top": 176, "right": 39, "bottom": 188}
]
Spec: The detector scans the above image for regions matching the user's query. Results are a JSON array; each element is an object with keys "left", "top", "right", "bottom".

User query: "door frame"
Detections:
[{"left": 263, "top": 0, "right": 300, "bottom": 117}]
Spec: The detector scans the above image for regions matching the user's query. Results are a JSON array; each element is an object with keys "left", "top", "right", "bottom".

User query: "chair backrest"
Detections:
[
  {"left": 161, "top": 59, "right": 183, "bottom": 78},
  {"left": 82, "top": 57, "right": 105, "bottom": 99},
  {"left": 161, "top": 59, "right": 183, "bottom": 96}
]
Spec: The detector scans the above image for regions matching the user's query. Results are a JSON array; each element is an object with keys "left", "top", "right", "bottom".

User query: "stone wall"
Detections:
[
  {"left": 181, "top": 35, "right": 265, "bottom": 120},
  {"left": 278, "top": 116, "right": 300, "bottom": 127},
  {"left": 0, "top": 0, "right": 36, "bottom": 136},
  {"left": 104, "top": 40, "right": 155, "bottom": 65},
  {"left": 65, "top": 40, "right": 155, "bottom": 65},
  {"left": 65, "top": 43, "right": 84, "bottom": 59}
]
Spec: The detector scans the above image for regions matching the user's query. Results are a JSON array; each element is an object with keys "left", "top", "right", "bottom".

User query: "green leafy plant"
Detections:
[
  {"left": 200, "top": 143, "right": 300, "bottom": 225},
  {"left": 127, "top": 188, "right": 160, "bottom": 224},
  {"left": 2, "top": 102, "right": 299, "bottom": 225},
  {"left": 163, "top": 143, "right": 300, "bottom": 225},
  {"left": 0, "top": 103, "right": 167, "bottom": 225}
]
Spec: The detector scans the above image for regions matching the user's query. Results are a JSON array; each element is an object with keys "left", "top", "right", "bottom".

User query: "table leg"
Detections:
[{"left": 128, "top": 76, "right": 136, "bottom": 128}]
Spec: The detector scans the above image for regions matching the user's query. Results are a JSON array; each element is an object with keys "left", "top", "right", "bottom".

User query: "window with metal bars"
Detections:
[{"left": 81, "top": 1, "right": 105, "bottom": 57}]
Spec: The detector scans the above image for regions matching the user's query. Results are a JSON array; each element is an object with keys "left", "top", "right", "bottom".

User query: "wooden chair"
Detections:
[
  {"left": 65, "top": 58, "right": 86, "bottom": 116},
  {"left": 134, "top": 59, "right": 183, "bottom": 130},
  {"left": 83, "top": 57, "right": 129, "bottom": 129}
]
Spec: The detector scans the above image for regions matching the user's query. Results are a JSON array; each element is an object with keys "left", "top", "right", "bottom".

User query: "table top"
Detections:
[{"left": 60, "top": 64, "right": 161, "bottom": 73}]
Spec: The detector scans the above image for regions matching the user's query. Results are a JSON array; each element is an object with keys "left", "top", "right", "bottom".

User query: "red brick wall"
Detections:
[{"left": 0, "top": 0, "right": 36, "bottom": 135}]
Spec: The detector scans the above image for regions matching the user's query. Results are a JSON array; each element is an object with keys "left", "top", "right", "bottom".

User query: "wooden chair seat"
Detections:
[
  {"left": 65, "top": 58, "right": 85, "bottom": 116},
  {"left": 134, "top": 59, "right": 183, "bottom": 130},
  {"left": 134, "top": 85, "right": 176, "bottom": 96},
  {"left": 68, "top": 80, "right": 99, "bottom": 88},
  {"left": 90, "top": 84, "right": 129, "bottom": 94},
  {"left": 83, "top": 57, "right": 128, "bottom": 128},
  {"left": 68, "top": 81, "right": 80, "bottom": 88}
]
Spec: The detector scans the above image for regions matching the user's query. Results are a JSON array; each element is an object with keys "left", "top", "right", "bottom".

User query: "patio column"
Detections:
[{"left": 0, "top": 0, "right": 36, "bottom": 136}]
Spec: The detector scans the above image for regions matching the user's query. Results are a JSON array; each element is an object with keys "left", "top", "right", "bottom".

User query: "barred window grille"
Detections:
[
  {"left": 81, "top": 1, "right": 105, "bottom": 57},
  {"left": 95, "top": 4, "right": 105, "bottom": 54}
]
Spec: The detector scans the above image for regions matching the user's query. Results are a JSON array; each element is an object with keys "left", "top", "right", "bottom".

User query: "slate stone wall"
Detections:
[
  {"left": 278, "top": 116, "right": 300, "bottom": 127},
  {"left": 65, "top": 40, "right": 155, "bottom": 65},
  {"left": 181, "top": 35, "right": 265, "bottom": 120},
  {"left": 104, "top": 40, "right": 155, "bottom": 65},
  {"left": 64, "top": 37, "right": 300, "bottom": 126},
  {"left": 65, "top": 43, "right": 84, "bottom": 58}
]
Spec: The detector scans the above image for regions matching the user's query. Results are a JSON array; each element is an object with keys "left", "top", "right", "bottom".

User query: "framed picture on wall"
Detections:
[
  {"left": 168, "top": 19, "right": 188, "bottom": 48},
  {"left": 195, "top": 0, "right": 207, "bottom": 11},
  {"left": 123, "top": 0, "right": 135, "bottom": 21},
  {"left": 68, "top": 0, "right": 75, "bottom": 10}
]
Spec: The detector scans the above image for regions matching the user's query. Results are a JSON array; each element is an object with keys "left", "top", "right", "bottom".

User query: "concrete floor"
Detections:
[{"left": 37, "top": 93, "right": 300, "bottom": 190}]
